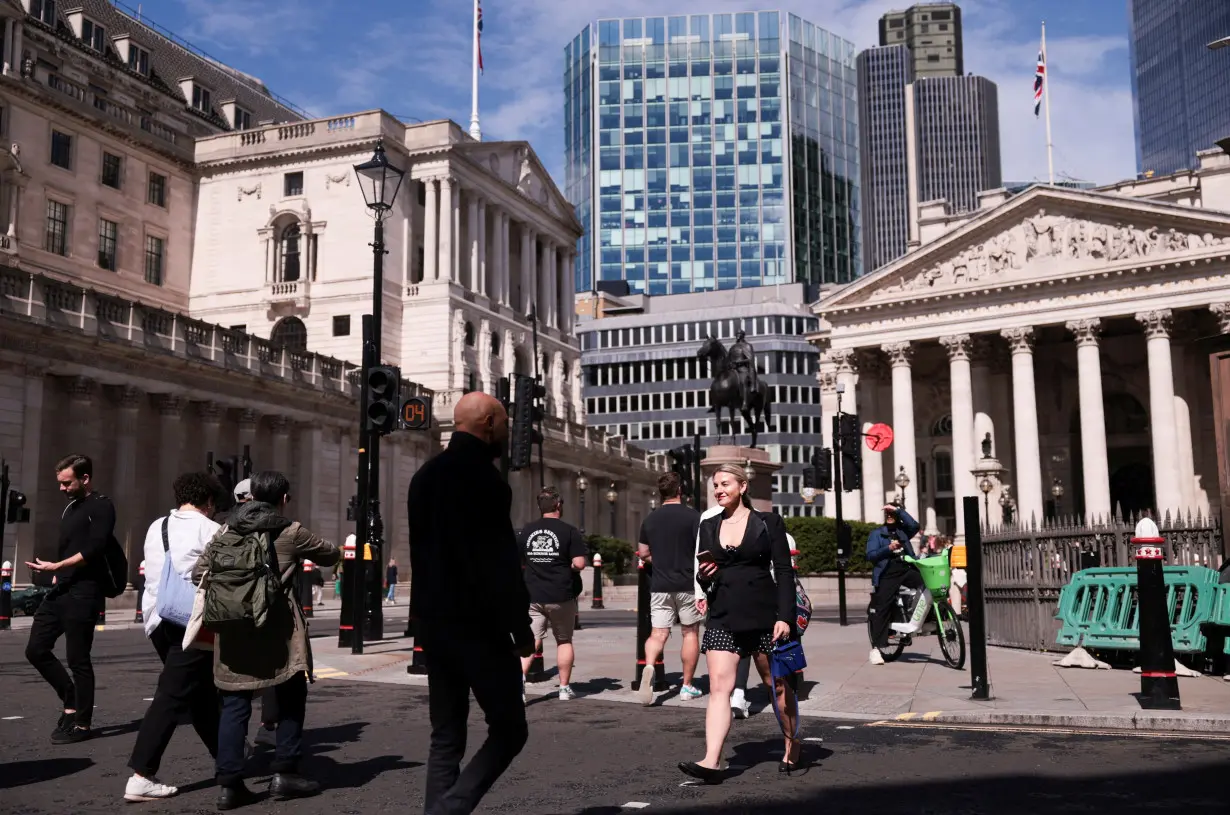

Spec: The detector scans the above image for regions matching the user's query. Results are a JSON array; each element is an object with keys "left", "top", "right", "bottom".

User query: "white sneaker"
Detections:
[
  {"left": 124, "top": 774, "right": 178, "bottom": 801},
  {"left": 869, "top": 648, "right": 886, "bottom": 666},
  {"left": 891, "top": 621, "right": 922, "bottom": 635},
  {"left": 730, "top": 689, "right": 750, "bottom": 719},
  {"left": 637, "top": 665, "right": 655, "bottom": 706},
  {"left": 559, "top": 685, "right": 576, "bottom": 701}
]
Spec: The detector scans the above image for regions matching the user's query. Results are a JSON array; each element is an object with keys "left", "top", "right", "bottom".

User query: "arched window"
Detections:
[
  {"left": 491, "top": 332, "right": 501, "bottom": 357},
  {"left": 280, "top": 222, "right": 301, "bottom": 282},
  {"left": 270, "top": 316, "right": 307, "bottom": 352}
]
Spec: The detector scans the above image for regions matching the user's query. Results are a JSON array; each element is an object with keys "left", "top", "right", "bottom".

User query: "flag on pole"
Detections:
[
  {"left": 477, "top": 1, "right": 484, "bottom": 74},
  {"left": 1033, "top": 47, "right": 1043, "bottom": 118}
]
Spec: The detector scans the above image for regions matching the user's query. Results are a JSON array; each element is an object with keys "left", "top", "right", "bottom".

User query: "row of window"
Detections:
[
  {"left": 43, "top": 200, "right": 164, "bottom": 285},
  {"left": 580, "top": 314, "right": 815, "bottom": 351},
  {"left": 599, "top": 411, "right": 823, "bottom": 442},
  {"left": 585, "top": 351, "right": 817, "bottom": 387},
  {"left": 588, "top": 383, "right": 820, "bottom": 416},
  {"left": 50, "top": 129, "right": 168, "bottom": 206}
]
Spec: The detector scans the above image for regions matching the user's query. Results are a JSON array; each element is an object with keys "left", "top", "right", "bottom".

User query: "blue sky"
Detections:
[{"left": 145, "top": 0, "right": 1137, "bottom": 185}]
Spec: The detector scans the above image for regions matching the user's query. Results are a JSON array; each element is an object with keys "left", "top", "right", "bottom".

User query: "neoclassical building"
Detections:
[{"left": 812, "top": 149, "right": 1230, "bottom": 538}]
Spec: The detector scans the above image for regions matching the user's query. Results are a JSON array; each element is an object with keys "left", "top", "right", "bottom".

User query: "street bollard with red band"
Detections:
[
  {"left": 133, "top": 560, "right": 146, "bottom": 624},
  {"left": 631, "top": 556, "right": 667, "bottom": 692},
  {"left": 525, "top": 642, "right": 549, "bottom": 683},
  {"left": 1133, "top": 517, "right": 1181, "bottom": 710},
  {"left": 300, "top": 560, "right": 315, "bottom": 618},
  {"left": 0, "top": 561, "right": 12, "bottom": 631},
  {"left": 591, "top": 553, "right": 605, "bottom": 610},
  {"left": 337, "top": 536, "right": 358, "bottom": 648},
  {"left": 406, "top": 615, "right": 429, "bottom": 675}
]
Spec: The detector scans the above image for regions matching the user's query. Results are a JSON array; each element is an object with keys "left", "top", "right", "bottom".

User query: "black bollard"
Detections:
[
  {"left": 962, "top": 496, "right": 992, "bottom": 700},
  {"left": 299, "top": 561, "right": 314, "bottom": 618},
  {"left": 525, "top": 642, "right": 549, "bottom": 683},
  {"left": 630, "top": 557, "right": 667, "bottom": 691},
  {"left": 133, "top": 560, "right": 145, "bottom": 624},
  {"left": 1133, "top": 518, "right": 1181, "bottom": 710},
  {"left": 591, "top": 554, "right": 605, "bottom": 609},
  {"left": 405, "top": 615, "right": 429, "bottom": 675},
  {"left": 0, "top": 561, "right": 12, "bottom": 631}
]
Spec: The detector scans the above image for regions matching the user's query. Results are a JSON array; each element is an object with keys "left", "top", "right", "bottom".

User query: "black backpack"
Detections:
[{"left": 99, "top": 534, "right": 129, "bottom": 598}]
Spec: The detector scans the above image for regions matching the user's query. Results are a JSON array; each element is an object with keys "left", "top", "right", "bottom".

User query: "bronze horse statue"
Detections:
[{"left": 697, "top": 335, "right": 773, "bottom": 448}]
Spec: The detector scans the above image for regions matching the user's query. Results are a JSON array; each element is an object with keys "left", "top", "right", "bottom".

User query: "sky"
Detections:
[{"left": 141, "top": 0, "right": 1138, "bottom": 187}]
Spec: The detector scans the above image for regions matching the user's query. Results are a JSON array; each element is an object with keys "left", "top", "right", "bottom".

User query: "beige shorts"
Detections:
[
  {"left": 650, "top": 591, "right": 704, "bottom": 630},
  {"left": 529, "top": 600, "right": 578, "bottom": 644}
]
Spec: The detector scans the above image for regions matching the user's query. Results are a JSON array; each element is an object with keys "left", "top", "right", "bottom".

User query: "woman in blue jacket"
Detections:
[{"left": 866, "top": 503, "right": 922, "bottom": 664}]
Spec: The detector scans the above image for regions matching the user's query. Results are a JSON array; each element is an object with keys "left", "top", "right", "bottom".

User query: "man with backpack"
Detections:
[
  {"left": 192, "top": 470, "right": 339, "bottom": 810},
  {"left": 24, "top": 454, "right": 121, "bottom": 745}
]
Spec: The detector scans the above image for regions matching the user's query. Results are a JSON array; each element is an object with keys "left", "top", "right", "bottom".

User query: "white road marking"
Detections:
[
  {"left": 622, "top": 804, "right": 650, "bottom": 810},
  {"left": 143, "top": 698, "right": 154, "bottom": 701},
  {"left": 835, "top": 726, "right": 855, "bottom": 730},
  {"left": 2, "top": 716, "right": 24, "bottom": 720},
  {"left": 804, "top": 736, "right": 825, "bottom": 742}
]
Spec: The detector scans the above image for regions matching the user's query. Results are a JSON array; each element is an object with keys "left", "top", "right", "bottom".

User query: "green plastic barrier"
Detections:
[{"left": 1055, "top": 566, "right": 1221, "bottom": 653}]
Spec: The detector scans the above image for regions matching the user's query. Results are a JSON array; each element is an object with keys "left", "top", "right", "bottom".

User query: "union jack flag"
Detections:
[
  {"left": 477, "top": 1, "right": 484, "bottom": 74},
  {"left": 1033, "top": 47, "right": 1043, "bottom": 117}
]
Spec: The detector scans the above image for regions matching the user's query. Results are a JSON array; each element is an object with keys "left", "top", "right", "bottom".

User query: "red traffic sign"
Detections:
[{"left": 865, "top": 423, "right": 894, "bottom": 452}]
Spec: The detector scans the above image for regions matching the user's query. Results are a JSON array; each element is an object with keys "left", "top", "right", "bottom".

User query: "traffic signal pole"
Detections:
[{"left": 832, "top": 409, "right": 848, "bottom": 628}]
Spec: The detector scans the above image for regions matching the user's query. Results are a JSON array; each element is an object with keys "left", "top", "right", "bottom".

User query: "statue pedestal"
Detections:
[{"left": 701, "top": 445, "right": 783, "bottom": 513}]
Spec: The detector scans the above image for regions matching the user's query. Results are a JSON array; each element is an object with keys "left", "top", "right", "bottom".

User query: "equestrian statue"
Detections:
[{"left": 697, "top": 331, "right": 773, "bottom": 448}]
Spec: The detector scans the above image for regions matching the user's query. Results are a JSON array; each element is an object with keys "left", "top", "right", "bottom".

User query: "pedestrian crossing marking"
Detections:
[
  {"left": 895, "top": 712, "right": 918, "bottom": 721},
  {"left": 922, "top": 711, "right": 943, "bottom": 721},
  {"left": 314, "top": 668, "right": 349, "bottom": 679},
  {"left": 2, "top": 716, "right": 23, "bottom": 720},
  {"left": 622, "top": 804, "right": 650, "bottom": 809}
]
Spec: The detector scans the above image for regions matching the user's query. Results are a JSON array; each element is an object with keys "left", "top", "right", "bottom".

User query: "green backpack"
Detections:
[{"left": 202, "top": 525, "right": 281, "bottom": 632}]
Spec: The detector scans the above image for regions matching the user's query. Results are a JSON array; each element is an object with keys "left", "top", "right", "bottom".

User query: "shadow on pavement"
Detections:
[
  {"left": 307, "top": 721, "right": 370, "bottom": 754},
  {"left": 92, "top": 719, "right": 142, "bottom": 740},
  {"left": 0, "top": 757, "right": 94, "bottom": 789},
  {"left": 305, "top": 754, "right": 424, "bottom": 789}
]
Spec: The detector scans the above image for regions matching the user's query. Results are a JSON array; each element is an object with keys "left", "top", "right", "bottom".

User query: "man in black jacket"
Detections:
[
  {"left": 24, "top": 454, "right": 116, "bottom": 744},
  {"left": 408, "top": 391, "right": 533, "bottom": 815}
]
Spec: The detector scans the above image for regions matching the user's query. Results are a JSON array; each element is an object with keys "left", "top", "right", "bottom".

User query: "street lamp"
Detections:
[
  {"left": 576, "top": 473, "right": 589, "bottom": 535},
  {"left": 978, "top": 475, "right": 994, "bottom": 528},
  {"left": 606, "top": 482, "right": 619, "bottom": 537},
  {"left": 999, "top": 486, "right": 1016, "bottom": 525},
  {"left": 743, "top": 458, "right": 755, "bottom": 483},
  {"left": 1051, "top": 478, "right": 1065, "bottom": 518},
  {"left": 895, "top": 465, "right": 910, "bottom": 508},
  {"left": 649, "top": 495, "right": 658, "bottom": 511},
  {"left": 340, "top": 141, "right": 405, "bottom": 654}
]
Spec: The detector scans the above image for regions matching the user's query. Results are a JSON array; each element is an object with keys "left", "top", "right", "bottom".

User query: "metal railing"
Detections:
[{"left": 981, "top": 512, "right": 1224, "bottom": 650}]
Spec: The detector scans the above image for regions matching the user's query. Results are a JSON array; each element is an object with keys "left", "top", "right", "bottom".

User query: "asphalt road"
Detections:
[{"left": 1, "top": 628, "right": 1228, "bottom": 814}]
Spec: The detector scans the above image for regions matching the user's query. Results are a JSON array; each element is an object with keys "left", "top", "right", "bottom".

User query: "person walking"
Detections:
[
  {"left": 636, "top": 472, "right": 703, "bottom": 705},
  {"left": 24, "top": 454, "right": 117, "bottom": 745},
  {"left": 124, "top": 472, "right": 224, "bottom": 802},
  {"left": 679, "top": 464, "right": 799, "bottom": 784},
  {"left": 408, "top": 391, "right": 533, "bottom": 815},
  {"left": 867, "top": 503, "right": 922, "bottom": 665},
  {"left": 519, "top": 486, "right": 588, "bottom": 701},
  {"left": 193, "top": 470, "right": 339, "bottom": 810},
  {"left": 386, "top": 558, "right": 398, "bottom": 605}
]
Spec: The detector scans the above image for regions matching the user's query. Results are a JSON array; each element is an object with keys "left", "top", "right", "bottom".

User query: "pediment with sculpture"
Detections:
[{"left": 456, "top": 142, "right": 576, "bottom": 228}]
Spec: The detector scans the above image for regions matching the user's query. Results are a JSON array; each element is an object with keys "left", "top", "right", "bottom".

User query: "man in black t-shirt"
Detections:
[
  {"left": 635, "top": 472, "right": 703, "bottom": 706},
  {"left": 518, "top": 487, "right": 588, "bottom": 701}
]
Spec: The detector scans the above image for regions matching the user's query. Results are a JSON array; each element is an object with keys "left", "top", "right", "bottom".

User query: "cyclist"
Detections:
[{"left": 866, "top": 502, "right": 921, "bottom": 665}]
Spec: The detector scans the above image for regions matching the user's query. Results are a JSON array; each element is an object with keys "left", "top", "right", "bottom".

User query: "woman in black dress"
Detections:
[{"left": 679, "top": 464, "right": 800, "bottom": 783}]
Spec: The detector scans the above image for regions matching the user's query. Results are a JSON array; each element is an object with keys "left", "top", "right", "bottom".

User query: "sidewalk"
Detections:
[{"left": 310, "top": 610, "right": 1230, "bottom": 735}]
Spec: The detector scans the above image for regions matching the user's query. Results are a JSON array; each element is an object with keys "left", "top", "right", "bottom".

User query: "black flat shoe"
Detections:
[
  {"left": 779, "top": 761, "right": 798, "bottom": 775},
  {"left": 216, "top": 783, "right": 257, "bottom": 811},
  {"left": 678, "top": 761, "right": 724, "bottom": 784},
  {"left": 269, "top": 773, "right": 321, "bottom": 799}
]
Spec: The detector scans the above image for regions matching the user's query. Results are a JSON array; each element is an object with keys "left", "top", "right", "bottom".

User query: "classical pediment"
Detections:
[
  {"left": 824, "top": 186, "right": 1230, "bottom": 311},
  {"left": 456, "top": 141, "right": 580, "bottom": 233}
]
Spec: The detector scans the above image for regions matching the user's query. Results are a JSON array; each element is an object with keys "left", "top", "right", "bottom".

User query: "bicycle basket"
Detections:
[{"left": 912, "top": 553, "right": 952, "bottom": 595}]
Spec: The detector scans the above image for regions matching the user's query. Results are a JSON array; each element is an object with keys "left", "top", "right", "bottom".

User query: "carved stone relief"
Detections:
[
  {"left": 237, "top": 183, "right": 262, "bottom": 201},
  {"left": 324, "top": 172, "right": 350, "bottom": 190}
]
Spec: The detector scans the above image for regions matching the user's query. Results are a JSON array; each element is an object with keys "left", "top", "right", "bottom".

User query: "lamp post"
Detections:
[
  {"left": 576, "top": 473, "right": 589, "bottom": 536},
  {"left": 1051, "top": 478, "right": 1065, "bottom": 519},
  {"left": 606, "top": 483, "right": 619, "bottom": 538},
  {"left": 895, "top": 465, "right": 911, "bottom": 509},
  {"left": 342, "top": 140, "right": 405, "bottom": 654},
  {"left": 999, "top": 486, "right": 1016, "bottom": 526},
  {"left": 649, "top": 495, "right": 658, "bottom": 511},
  {"left": 978, "top": 476, "right": 994, "bottom": 529}
]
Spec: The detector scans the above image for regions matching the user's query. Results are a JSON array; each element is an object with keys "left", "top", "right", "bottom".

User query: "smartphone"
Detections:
[{"left": 696, "top": 550, "right": 717, "bottom": 563}]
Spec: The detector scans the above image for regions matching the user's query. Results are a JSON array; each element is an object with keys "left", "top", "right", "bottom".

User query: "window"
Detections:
[
  {"left": 332, "top": 315, "right": 351, "bottom": 337},
  {"left": 144, "top": 235, "right": 164, "bottom": 285},
  {"left": 191, "top": 84, "right": 211, "bottom": 113},
  {"left": 50, "top": 130, "right": 72, "bottom": 169},
  {"left": 101, "top": 152, "right": 122, "bottom": 189},
  {"left": 97, "top": 219, "right": 117, "bottom": 270},
  {"left": 45, "top": 200, "right": 69, "bottom": 255},
  {"left": 32, "top": 0, "right": 55, "bottom": 26},
  {"left": 147, "top": 171, "right": 166, "bottom": 206},
  {"left": 127, "top": 44, "right": 150, "bottom": 76},
  {"left": 228, "top": 324, "right": 247, "bottom": 332},
  {"left": 279, "top": 223, "right": 301, "bottom": 282},
  {"left": 234, "top": 107, "right": 251, "bottom": 131},
  {"left": 284, "top": 172, "right": 303, "bottom": 197},
  {"left": 270, "top": 317, "right": 307, "bottom": 351},
  {"left": 81, "top": 19, "right": 106, "bottom": 52}
]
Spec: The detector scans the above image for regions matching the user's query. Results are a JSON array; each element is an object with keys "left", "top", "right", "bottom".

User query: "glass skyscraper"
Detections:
[
  {"left": 564, "top": 12, "right": 860, "bottom": 296},
  {"left": 1129, "top": 0, "right": 1230, "bottom": 177}
]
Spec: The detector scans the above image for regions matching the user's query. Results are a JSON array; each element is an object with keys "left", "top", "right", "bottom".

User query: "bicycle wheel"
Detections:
[
  {"left": 936, "top": 601, "right": 966, "bottom": 669},
  {"left": 868, "top": 600, "right": 908, "bottom": 662}
]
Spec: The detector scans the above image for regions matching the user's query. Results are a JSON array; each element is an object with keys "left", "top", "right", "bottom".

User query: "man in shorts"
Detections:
[
  {"left": 636, "top": 472, "right": 703, "bottom": 705},
  {"left": 519, "top": 487, "right": 588, "bottom": 701}
]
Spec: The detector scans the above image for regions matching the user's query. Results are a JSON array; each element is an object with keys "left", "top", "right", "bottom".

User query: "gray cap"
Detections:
[{"left": 233, "top": 478, "right": 252, "bottom": 501}]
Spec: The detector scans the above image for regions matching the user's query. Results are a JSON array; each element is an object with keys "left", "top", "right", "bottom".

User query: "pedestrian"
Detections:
[
  {"left": 24, "top": 454, "right": 116, "bottom": 744},
  {"left": 385, "top": 558, "right": 398, "bottom": 605},
  {"left": 408, "top": 391, "right": 533, "bottom": 815},
  {"left": 124, "top": 472, "right": 224, "bottom": 802},
  {"left": 311, "top": 562, "right": 325, "bottom": 607},
  {"left": 519, "top": 486, "right": 589, "bottom": 701},
  {"left": 636, "top": 471, "right": 703, "bottom": 705},
  {"left": 193, "top": 470, "right": 340, "bottom": 810},
  {"left": 867, "top": 503, "right": 923, "bottom": 664},
  {"left": 680, "top": 464, "right": 799, "bottom": 784}
]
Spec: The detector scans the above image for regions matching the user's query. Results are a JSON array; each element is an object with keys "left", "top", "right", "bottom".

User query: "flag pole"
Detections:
[
  {"left": 469, "top": 0, "right": 482, "bottom": 140},
  {"left": 1042, "top": 20, "right": 1054, "bottom": 184}
]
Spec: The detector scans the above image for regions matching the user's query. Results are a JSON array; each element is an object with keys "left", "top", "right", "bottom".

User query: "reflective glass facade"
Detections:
[
  {"left": 1129, "top": 0, "right": 1230, "bottom": 177},
  {"left": 563, "top": 12, "right": 860, "bottom": 295}
]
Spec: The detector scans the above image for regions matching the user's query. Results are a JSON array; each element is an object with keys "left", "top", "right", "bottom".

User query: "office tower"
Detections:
[
  {"left": 857, "top": 45, "right": 913, "bottom": 276},
  {"left": 564, "top": 12, "right": 861, "bottom": 296},
  {"left": 878, "top": 2, "right": 963, "bottom": 78},
  {"left": 913, "top": 76, "right": 1002, "bottom": 215},
  {"left": 1129, "top": 0, "right": 1230, "bottom": 177}
]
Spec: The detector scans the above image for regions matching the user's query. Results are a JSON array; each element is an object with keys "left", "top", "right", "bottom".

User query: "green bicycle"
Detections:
[{"left": 866, "top": 551, "right": 966, "bottom": 669}]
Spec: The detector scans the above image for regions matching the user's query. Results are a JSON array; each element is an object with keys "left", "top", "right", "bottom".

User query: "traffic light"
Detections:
[
  {"left": 365, "top": 365, "right": 401, "bottom": 434},
  {"left": 345, "top": 494, "right": 359, "bottom": 522},
  {"left": 669, "top": 445, "right": 695, "bottom": 501},
  {"left": 837, "top": 413, "right": 860, "bottom": 444},
  {"left": 510, "top": 373, "right": 545, "bottom": 471},
  {"left": 836, "top": 413, "right": 862, "bottom": 491},
  {"left": 213, "top": 457, "right": 239, "bottom": 495},
  {"left": 816, "top": 448, "right": 833, "bottom": 491},
  {"left": 6, "top": 489, "right": 28, "bottom": 523}
]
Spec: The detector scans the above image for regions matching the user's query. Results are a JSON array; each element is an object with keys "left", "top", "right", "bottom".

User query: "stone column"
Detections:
[
  {"left": 859, "top": 353, "right": 886, "bottom": 520},
  {"left": 270, "top": 416, "right": 292, "bottom": 474},
  {"left": 423, "top": 178, "right": 439, "bottom": 281},
  {"left": 451, "top": 178, "right": 462, "bottom": 283},
  {"left": 1001, "top": 327, "right": 1043, "bottom": 525},
  {"left": 157, "top": 395, "right": 186, "bottom": 501},
  {"left": 525, "top": 230, "right": 538, "bottom": 317},
  {"left": 970, "top": 337, "right": 996, "bottom": 459},
  {"left": 881, "top": 342, "right": 918, "bottom": 513},
  {"left": 489, "top": 207, "right": 502, "bottom": 304},
  {"left": 467, "top": 193, "right": 480, "bottom": 292},
  {"left": 940, "top": 335, "right": 976, "bottom": 538},
  {"left": 561, "top": 253, "right": 575, "bottom": 334},
  {"left": 12, "top": 23, "right": 22, "bottom": 78},
  {"left": 238, "top": 410, "right": 260, "bottom": 465},
  {"left": 478, "top": 199, "right": 488, "bottom": 297},
  {"left": 540, "top": 240, "right": 555, "bottom": 329},
  {"left": 113, "top": 387, "right": 143, "bottom": 566},
  {"left": 499, "top": 212, "right": 511, "bottom": 307},
  {"left": 831, "top": 349, "right": 862, "bottom": 521},
  {"left": 1137, "top": 309, "right": 1182, "bottom": 517},
  {"left": 1066, "top": 319, "right": 1111, "bottom": 520},
  {"left": 439, "top": 176, "right": 456, "bottom": 283},
  {"left": 198, "top": 401, "right": 223, "bottom": 462}
]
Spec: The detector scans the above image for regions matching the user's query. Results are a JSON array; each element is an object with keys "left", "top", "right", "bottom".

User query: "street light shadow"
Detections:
[
  {"left": 0, "top": 757, "right": 93, "bottom": 789},
  {"left": 304, "top": 754, "right": 424, "bottom": 789},
  {"left": 306, "top": 720, "right": 370, "bottom": 754},
  {"left": 92, "top": 719, "right": 142, "bottom": 740}
]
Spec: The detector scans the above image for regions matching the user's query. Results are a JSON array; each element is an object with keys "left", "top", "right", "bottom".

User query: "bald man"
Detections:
[{"left": 408, "top": 391, "right": 533, "bottom": 815}]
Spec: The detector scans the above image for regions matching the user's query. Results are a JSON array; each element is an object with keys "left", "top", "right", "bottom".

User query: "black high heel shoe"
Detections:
[{"left": 678, "top": 762, "right": 725, "bottom": 784}]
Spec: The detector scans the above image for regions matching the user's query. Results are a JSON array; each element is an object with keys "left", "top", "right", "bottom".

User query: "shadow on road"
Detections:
[
  {"left": 92, "top": 719, "right": 142, "bottom": 740},
  {"left": 307, "top": 720, "right": 370, "bottom": 754},
  {"left": 305, "top": 754, "right": 424, "bottom": 789},
  {"left": 0, "top": 757, "right": 94, "bottom": 789}
]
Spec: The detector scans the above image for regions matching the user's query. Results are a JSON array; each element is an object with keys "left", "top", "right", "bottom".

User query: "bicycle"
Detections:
[{"left": 866, "top": 551, "right": 966, "bottom": 669}]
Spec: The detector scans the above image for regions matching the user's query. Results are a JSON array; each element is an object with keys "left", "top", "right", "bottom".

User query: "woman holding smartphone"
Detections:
[{"left": 680, "top": 463, "right": 799, "bottom": 784}]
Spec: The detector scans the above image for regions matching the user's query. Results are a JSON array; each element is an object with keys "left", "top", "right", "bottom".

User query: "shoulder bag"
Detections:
[{"left": 155, "top": 517, "right": 198, "bottom": 627}]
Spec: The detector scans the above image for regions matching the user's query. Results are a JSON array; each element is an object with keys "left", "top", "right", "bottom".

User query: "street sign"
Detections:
[
  {"left": 866, "top": 422, "right": 894, "bottom": 452},
  {"left": 401, "top": 396, "right": 432, "bottom": 430}
]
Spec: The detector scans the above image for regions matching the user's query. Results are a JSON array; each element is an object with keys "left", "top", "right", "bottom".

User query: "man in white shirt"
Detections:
[{"left": 123, "top": 472, "right": 224, "bottom": 802}]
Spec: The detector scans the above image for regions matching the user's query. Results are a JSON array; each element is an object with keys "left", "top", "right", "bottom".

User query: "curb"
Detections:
[{"left": 883, "top": 709, "right": 1230, "bottom": 735}]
